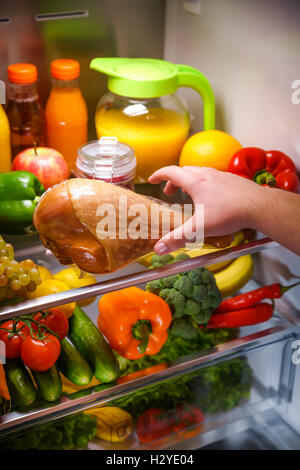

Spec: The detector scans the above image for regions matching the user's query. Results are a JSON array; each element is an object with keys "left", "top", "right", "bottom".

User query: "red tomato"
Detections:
[
  {"left": 0, "top": 320, "right": 29, "bottom": 359},
  {"left": 20, "top": 333, "right": 61, "bottom": 372},
  {"left": 33, "top": 308, "right": 68, "bottom": 340},
  {"left": 136, "top": 408, "right": 173, "bottom": 444}
]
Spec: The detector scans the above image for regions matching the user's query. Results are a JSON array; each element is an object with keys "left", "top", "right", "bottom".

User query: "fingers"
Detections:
[
  {"left": 148, "top": 166, "right": 192, "bottom": 193},
  {"left": 163, "top": 181, "right": 180, "bottom": 196},
  {"left": 154, "top": 214, "right": 203, "bottom": 254}
]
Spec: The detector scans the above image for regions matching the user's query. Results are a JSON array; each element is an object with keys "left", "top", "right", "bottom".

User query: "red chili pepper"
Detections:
[
  {"left": 207, "top": 303, "right": 274, "bottom": 329},
  {"left": 216, "top": 281, "right": 300, "bottom": 313},
  {"left": 227, "top": 148, "right": 299, "bottom": 193}
]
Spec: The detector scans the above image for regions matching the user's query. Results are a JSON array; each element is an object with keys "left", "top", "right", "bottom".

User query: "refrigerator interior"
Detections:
[{"left": 0, "top": 0, "right": 300, "bottom": 450}]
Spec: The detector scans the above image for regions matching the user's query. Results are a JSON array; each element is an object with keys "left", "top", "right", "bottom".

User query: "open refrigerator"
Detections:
[{"left": 0, "top": 0, "right": 300, "bottom": 450}]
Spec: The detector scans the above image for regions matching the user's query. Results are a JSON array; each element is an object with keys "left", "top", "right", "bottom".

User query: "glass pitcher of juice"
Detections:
[
  {"left": 45, "top": 59, "right": 88, "bottom": 171},
  {"left": 0, "top": 104, "right": 12, "bottom": 172},
  {"left": 6, "top": 63, "right": 45, "bottom": 159},
  {"left": 91, "top": 58, "right": 215, "bottom": 183}
]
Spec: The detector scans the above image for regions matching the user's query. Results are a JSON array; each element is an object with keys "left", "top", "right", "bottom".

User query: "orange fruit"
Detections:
[{"left": 179, "top": 130, "right": 242, "bottom": 171}]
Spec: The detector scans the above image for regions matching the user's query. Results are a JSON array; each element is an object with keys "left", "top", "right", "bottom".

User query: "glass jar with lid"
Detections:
[{"left": 75, "top": 136, "right": 136, "bottom": 191}]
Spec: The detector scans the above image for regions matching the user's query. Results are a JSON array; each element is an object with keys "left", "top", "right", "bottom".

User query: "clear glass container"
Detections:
[
  {"left": 95, "top": 92, "right": 190, "bottom": 183},
  {"left": 75, "top": 137, "right": 136, "bottom": 190}
]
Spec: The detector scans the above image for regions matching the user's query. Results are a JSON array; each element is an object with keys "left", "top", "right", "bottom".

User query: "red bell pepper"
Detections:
[
  {"left": 136, "top": 404, "right": 205, "bottom": 444},
  {"left": 227, "top": 148, "right": 299, "bottom": 193}
]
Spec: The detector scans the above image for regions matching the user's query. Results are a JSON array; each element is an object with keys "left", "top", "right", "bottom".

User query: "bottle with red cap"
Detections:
[
  {"left": 6, "top": 63, "right": 45, "bottom": 158},
  {"left": 45, "top": 59, "right": 88, "bottom": 171}
]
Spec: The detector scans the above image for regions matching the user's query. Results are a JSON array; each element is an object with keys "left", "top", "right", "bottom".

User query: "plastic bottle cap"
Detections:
[
  {"left": 51, "top": 59, "right": 80, "bottom": 81},
  {"left": 7, "top": 63, "right": 37, "bottom": 84},
  {"left": 76, "top": 137, "right": 136, "bottom": 183}
]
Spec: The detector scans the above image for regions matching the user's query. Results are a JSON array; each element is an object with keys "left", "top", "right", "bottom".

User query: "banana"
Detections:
[
  {"left": 137, "top": 231, "right": 245, "bottom": 271},
  {"left": 60, "top": 373, "right": 100, "bottom": 394},
  {"left": 214, "top": 255, "right": 254, "bottom": 298},
  {"left": 84, "top": 406, "right": 133, "bottom": 442}
]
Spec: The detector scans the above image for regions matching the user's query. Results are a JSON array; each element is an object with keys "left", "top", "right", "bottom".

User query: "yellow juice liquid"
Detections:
[
  {"left": 95, "top": 107, "right": 190, "bottom": 183},
  {"left": 0, "top": 105, "right": 12, "bottom": 172}
]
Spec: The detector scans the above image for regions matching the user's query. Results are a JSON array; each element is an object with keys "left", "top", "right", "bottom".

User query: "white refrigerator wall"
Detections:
[
  {"left": 164, "top": 0, "right": 300, "bottom": 289},
  {"left": 164, "top": 0, "right": 300, "bottom": 431},
  {"left": 165, "top": 0, "right": 300, "bottom": 166}
]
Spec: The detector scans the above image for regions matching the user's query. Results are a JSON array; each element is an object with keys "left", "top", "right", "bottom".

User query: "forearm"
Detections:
[{"left": 248, "top": 187, "right": 300, "bottom": 255}]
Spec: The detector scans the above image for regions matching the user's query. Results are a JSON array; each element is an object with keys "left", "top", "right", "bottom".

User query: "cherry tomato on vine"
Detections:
[
  {"left": 33, "top": 308, "right": 68, "bottom": 340},
  {"left": 0, "top": 320, "right": 29, "bottom": 359},
  {"left": 20, "top": 333, "right": 61, "bottom": 372}
]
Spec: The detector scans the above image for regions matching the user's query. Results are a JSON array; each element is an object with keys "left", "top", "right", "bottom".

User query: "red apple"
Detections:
[{"left": 12, "top": 147, "right": 69, "bottom": 190}]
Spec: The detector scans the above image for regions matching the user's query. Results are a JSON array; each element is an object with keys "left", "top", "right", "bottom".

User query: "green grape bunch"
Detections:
[{"left": 0, "top": 235, "right": 41, "bottom": 304}]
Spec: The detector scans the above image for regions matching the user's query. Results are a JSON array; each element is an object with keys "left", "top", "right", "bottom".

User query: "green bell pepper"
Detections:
[{"left": 0, "top": 171, "right": 45, "bottom": 235}]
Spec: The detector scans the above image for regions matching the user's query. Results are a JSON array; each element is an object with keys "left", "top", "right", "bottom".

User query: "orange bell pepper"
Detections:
[{"left": 98, "top": 287, "right": 172, "bottom": 360}]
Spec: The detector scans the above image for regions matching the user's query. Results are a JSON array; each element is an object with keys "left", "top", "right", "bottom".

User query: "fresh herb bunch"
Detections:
[
  {"left": 0, "top": 413, "right": 97, "bottom": 450},
  {"left": 113, "top": 357, "right": 252, "bottom": 419},
  {"left": 114, "top": 329, "right": 252, "bottom": 419},
  {"left": 117, "top": 328, "right": 238, "bottom": 376},
  {"left": 146, "top": 253, "right": 222, "bottom": 337}
]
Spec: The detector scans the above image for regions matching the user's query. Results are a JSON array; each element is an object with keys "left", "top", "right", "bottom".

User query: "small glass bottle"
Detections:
[
  {"left": 75, "top": 137, "right": 136, "bottom": 191},
  {"left": 6, "top": 63, "right": 45, "bottom": 159}
]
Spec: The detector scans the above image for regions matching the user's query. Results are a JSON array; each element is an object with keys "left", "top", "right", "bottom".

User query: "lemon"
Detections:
[
  {"left": 54, "top": 268, "right": 97, "bottom": 307},
  {"left": 179, "top": 130, "right": 242, "bottom": 171},
  {"left": 37, "top": 265, "right": 53, "bottom": 282},
  {"left": 27, "top": 278, "right": 76, "bottom": 318}
]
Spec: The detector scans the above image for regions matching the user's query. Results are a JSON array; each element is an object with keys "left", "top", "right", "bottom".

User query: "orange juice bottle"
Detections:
[
  {"left": 45, "top": 59, "right": 88, "bottom": 170},
  {"left": 0, "top": 104, "right": 12, "bottom": 172}
]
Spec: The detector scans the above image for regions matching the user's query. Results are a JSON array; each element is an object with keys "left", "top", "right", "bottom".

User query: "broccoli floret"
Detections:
[
  {"left": 193, "top": 309, "right": 212, "bottom": 325},
  {"left": 159, "top": 288, "right": 186, "bottom": 318},
  {"left": 183, "top": 299, "right": 201, "bottom": 316},
  {"left": 146, "top": 262, "right": 222, "bottom": 333},
  {"left": 210, "top": 290, "right": 222, "bottom": 310},
  {"left": 191, "top": 284, "right": 207, "bottom": 303},
  {"left": 150, "top": 253, "right": 174, "bottom": 267},
  {"left": 159, "top": 275, "right": 179, "bottom": 289},
  {"left": 146, "top": 279, "right": 162, "bottom": 294},
  {"left": 186, "top": 267, "right": 207, "bottom": 285},
  {"left": 146, "top": 275, "right": 178, "bottom": 293},
  {"left": 173, "top": 253, "right": 191, "bottom": 262},
  {"left": 173, "top": 276, "right": 194, "bottom": 297}
]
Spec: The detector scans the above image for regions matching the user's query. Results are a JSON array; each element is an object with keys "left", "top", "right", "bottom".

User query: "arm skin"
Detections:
[
  {"left": 148, "top": 165, "right": 300, "bottom": 256},
  {"left": 247, "top": 186, "right": 300, "bottom": 255}
]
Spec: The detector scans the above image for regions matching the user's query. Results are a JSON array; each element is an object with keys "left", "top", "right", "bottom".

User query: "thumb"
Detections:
[{"left": 154, "top": 214, "right": 203, "bottom": 254}]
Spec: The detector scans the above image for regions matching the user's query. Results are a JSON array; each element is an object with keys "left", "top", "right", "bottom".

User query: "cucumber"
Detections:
[
  {"left": 32, "top": 365, "right": 62, "bottom": 402},
  {"left": 57, "top": 338, "right": 93, "bottom": 386},
  {"left": 5, "top": 359, "right": 38, "bottom": 409},
  {"left": 69, "top": 305, "right": 120, "bottom": 383}
]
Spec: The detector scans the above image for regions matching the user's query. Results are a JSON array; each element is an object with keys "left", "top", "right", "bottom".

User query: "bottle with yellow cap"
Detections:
[
  {"left": 45, "top": 59, "right": 88, "bottom": 171},
  {"left": 6, "top": 63, "right": 45, "bottom": 159}
]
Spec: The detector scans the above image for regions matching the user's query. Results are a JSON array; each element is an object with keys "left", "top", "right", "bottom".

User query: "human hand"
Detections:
[{"left": 148, "top": 165, "right": 263, "bottom": 254}]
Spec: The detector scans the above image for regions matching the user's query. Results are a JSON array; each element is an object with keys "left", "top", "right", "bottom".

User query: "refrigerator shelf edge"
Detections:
[
  {"left": 0, "top": 321, "right": 296, "bottom": 436},
  {"left": 0, "top": 237, "right": 275, "bottom": 320}
]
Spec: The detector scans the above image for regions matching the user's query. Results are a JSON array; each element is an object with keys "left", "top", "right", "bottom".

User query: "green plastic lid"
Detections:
[{"left": 90, "top": 57, "right": 215, "bottom": 129}]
